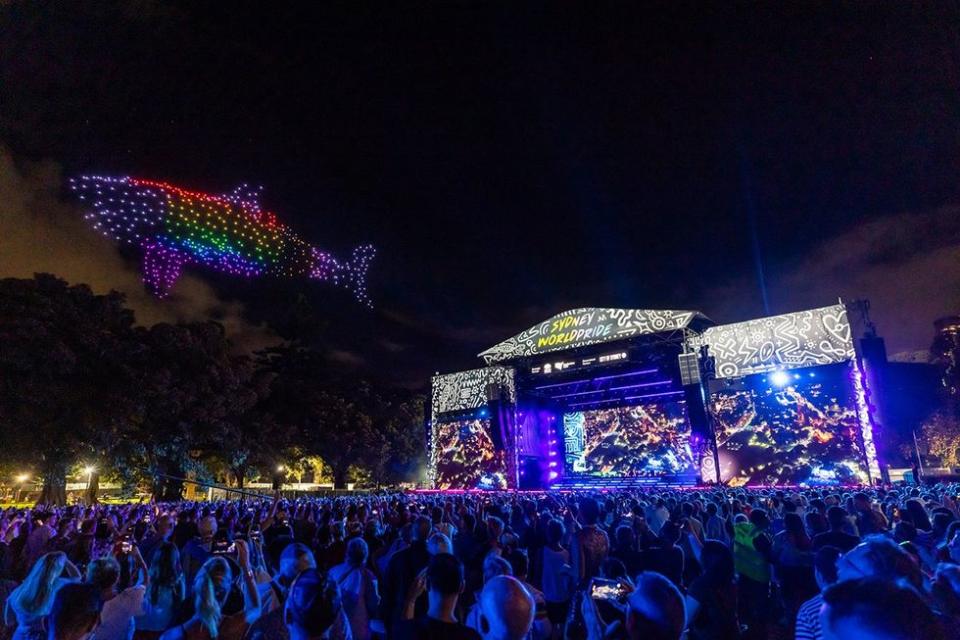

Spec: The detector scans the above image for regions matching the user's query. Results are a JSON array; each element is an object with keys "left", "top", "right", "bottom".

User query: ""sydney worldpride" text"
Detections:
[{"left": 536, "top": 310, "right": 615, "bottom": 348}]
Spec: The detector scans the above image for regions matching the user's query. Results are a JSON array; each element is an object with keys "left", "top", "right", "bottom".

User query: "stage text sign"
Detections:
[{"left": 480, "top": 308, "right": 701, "bottom": 364}]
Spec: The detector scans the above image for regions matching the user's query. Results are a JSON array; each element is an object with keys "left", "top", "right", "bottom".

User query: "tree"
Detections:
[
  {"left": 921, "top": 410, "right": 960, "bottom": 468},
  {"left": 0, "top": 275, "right": 140, "bottom": 504},
  {"left": 125, "top": 322, "right": 259, "bottom": 501},
  {"left": 364, "top": 390, "right": 426, "bottom": 487},
  {"left": 211, "top": 368, "right": 298, "bottom": 490},
  {"left": 258, "top": 346, "right": 425, "bottom": 489},
  {"left": 0, "top": 276, "right": 426, "bottom": 500}
]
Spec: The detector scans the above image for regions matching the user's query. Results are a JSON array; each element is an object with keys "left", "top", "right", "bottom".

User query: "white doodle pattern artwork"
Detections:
[
  {"left": 431, "top": 366, "right": 517, "bottom": 416},
  {"left": 700, "top": 304, "right": 855, "bottom": 379},
  {"left": 479, "top": 308, "right": 705, "bottom": 364}
]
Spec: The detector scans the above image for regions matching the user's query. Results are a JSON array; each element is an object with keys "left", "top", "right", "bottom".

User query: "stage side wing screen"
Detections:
[
  {"left": 431, "top": 366, "right": 516, "bottom": 417},
  {"left": 700, "top": 304, "right": 855, "bottom": 379}
]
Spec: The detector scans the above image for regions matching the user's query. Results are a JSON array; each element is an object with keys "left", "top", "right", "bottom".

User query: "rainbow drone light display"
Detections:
[{"left": 69, "top": 176, "right": 376, "bottom": 306}]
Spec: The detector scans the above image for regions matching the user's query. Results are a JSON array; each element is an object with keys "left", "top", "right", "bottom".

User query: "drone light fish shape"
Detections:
[{"left": 69, "top": 176, "right": 376, "bottom": 307}]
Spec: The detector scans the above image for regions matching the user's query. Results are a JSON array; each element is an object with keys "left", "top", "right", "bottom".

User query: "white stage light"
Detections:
[{"left": 770, "top": 370, "right": 791, "bottom": 387}]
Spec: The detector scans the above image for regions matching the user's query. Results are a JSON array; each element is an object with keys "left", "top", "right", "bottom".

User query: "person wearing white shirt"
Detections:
[{"left": 87, "top": 546, "right": 149, "bottom": 640}]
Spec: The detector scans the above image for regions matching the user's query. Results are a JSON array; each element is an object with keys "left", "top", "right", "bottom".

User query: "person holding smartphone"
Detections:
[
  {"left": 86, "top": 545, "right": 149, "bottom": 640},
  {"left": 138, "top": 515, "right": 175, "bottom": 567}
]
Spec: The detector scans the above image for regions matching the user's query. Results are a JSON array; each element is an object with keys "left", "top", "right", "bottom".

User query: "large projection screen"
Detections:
[
  {"left": 431, "top": 418, "right": 508, "bottom": 490},
  {"left": 562, "top": 402, "right": 695, "bottom": 478},
  {"left": 704, "top": 362, "right": 869, "bottom": 486}
]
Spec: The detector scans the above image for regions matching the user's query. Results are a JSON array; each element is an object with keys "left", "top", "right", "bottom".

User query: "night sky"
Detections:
[{"left": 2, "top": 1, "right": 960, "bottom": 388}]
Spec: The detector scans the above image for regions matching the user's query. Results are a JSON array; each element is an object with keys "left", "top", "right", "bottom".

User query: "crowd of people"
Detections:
[{"left": 1, "top": 484, "right": 960, "bottom": 640}]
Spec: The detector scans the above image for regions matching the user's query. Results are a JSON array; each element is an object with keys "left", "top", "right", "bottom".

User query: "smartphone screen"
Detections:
[
  {"left": 590, "top": 578, "right": 628, "bottom": 603},
  {"left": 212, "top": 541, "right": 235, "bottom": 555}
]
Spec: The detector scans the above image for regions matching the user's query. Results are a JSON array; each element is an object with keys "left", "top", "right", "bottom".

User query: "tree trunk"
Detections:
[
  {"left": 152, "top": 460, "right": 185, "bottom": 502},
  {"left": 38, "top": 459, "right": 68, "bottom": 506},
  {"left": 160, "top": 476, "right": 184, "bottom": 502},
  {"left": 85, "top": 471, "right": 100, "bottom": 504},
  {"left": 333, "top": 466, "right": 349, "bottom": 490},
  {"left": 234, "top": 466, "right": 246, "bottom": 490}
]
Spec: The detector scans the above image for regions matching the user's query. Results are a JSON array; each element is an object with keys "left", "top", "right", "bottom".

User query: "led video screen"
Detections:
[
  {"left": 563, "top": 402, "right": 695, "bottom": 477},
  {"left": 706, "top": 363, "right": 868, "bottom": 486},
  {"left": 432, "top": 419, "right": 508, "bottom": 490}
]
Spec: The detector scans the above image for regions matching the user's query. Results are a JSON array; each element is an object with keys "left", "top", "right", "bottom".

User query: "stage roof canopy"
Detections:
[{"left": 479, "top": 307, "right": 711, "bottom": 364}]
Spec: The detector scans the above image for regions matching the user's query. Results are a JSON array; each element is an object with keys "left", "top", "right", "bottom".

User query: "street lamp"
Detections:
[
  {"left": 14, "top": 473, "right": 29, "bottom": 503},
  {"left": 83, "top": 466, "right": 96, "bottom": 503}
]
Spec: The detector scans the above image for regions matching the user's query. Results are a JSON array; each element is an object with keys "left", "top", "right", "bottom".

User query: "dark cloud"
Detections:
[
  {"left": 702, "top": 206, "right": 960, "bottom": 359},
  {"left": 0, "top": 146, "right": 279, "bottom": 352},
  {"left": 328, "top": 349, "right": 366, "bottom": 367}
]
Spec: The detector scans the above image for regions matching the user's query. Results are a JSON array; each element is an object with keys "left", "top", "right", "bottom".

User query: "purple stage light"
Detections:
[
  {"left": 567, "top": 389, "right": 684, "bottom": 409},
  {"left": 606, "top": 380, "right": 673, "bottom": 392},
  {"left": 549, "top": 389, "right": 605, "bottom": 398},
  {"left": 548, "top": 379, "right": 672, "bottom": 399},
  {"left": 851, "top": 360, "right": 882, "bottom": 482},
  {"left": 533, "top": 368, "right": 657, "bottom": 390},
  {"left": 622, "top": 390, "right": 685, "bottom": 401},
  {"left": 534, "top": 380, "right": 590, "bottom": 390},
  {"left": 590, "top": 368, "right": 660, "bottom": 382},
  {"left": 567, "top": 398, "right": 624, "bottom": 409}
]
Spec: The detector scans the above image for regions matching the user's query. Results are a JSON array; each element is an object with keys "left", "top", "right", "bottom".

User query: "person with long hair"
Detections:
[
  {"left": 771, "top": 512, "right": 815, "bottom": 620},
  {"left": 136, "top": 543, "right": 185, "bottom": 637},
  {"left": 4, "top": 552, "right": 81, "bottom": 640},
  {"left": 685, "top": 540, "right": 740, "bottom": 640},
  {"left": 46, "top": 583, "right": 102, "bottom": 640},
  {"left": 85, "top": 550, "right": 149, "bottom": 640},
  {"left": 158, "top": 540, "right": 260, "bottom": 640},
  {"left": 902, "top": 499, "right": 933, "bottom": 533}
]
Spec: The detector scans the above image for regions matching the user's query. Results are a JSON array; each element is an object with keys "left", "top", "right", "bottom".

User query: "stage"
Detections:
[{"left": 429, "top": 304, "right": 882, "bottom": 490}]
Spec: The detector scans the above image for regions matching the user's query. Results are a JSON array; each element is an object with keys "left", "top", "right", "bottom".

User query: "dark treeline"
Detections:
[{"left": 0, "top": 274, "right": 425, "bottom": 504}]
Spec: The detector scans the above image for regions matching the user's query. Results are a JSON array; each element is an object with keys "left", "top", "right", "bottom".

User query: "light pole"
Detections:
[
  {"left": 15, "top": 474, "right": 29, "bottom": 504},
  {"left": 83, "top": 466, "right": 96, "bottom": 504}
]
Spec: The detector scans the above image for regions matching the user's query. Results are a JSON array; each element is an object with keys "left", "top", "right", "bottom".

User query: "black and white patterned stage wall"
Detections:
[
  {"left": 431, "top": 366, "right": 516, "bottom": 416},
  {"left": 700, "top": 304, "right": 855, "bottom": 379},
  {"left": 430, "top": 366, "right": 516, "bottom": 488},
  {"left": 480, "top": 308, "right": 701, "bottom": 364}
]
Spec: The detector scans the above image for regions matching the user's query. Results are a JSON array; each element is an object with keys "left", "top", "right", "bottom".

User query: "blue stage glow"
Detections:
[{"left": 769, "top": 370, "right": 791, "bottom": 387}]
